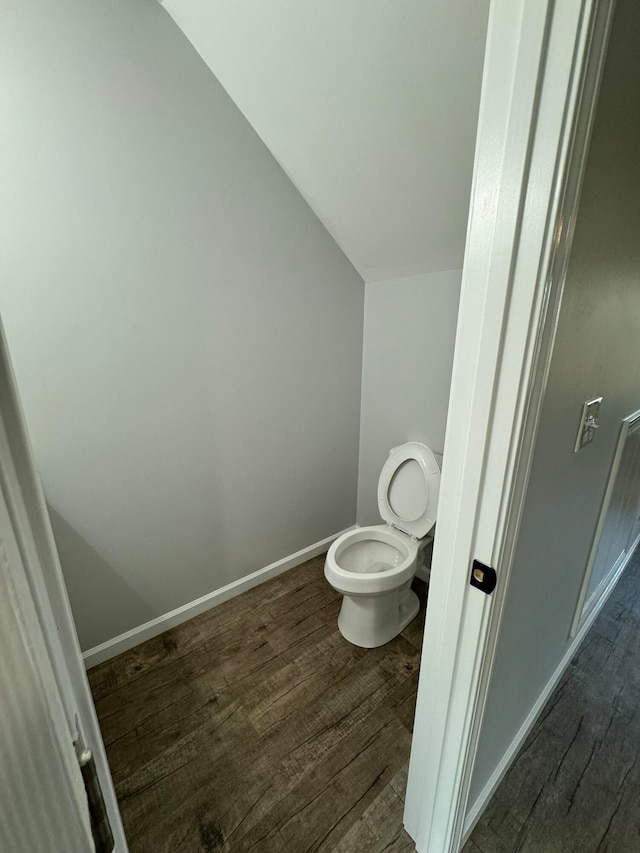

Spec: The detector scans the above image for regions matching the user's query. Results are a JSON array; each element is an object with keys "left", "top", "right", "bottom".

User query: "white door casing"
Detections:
[
  {"left": 0, "top": 459, "right": 94, "bottom": 850},
  {"left": 404, "top": 0, "right": 615, "bottom": 850},
  {"left": 0, "top": 318, "right": 127, "bottom": 851}
]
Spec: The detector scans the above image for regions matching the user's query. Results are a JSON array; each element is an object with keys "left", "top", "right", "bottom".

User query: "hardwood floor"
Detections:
[
  {"left": 89, "top": 555, "right": 421, "bottom": 852},
  {"left": 465, "top": 550, "right": 640, "bottom": 853},
  {"left": 91, "top": 547, "right": 640, "bottom": 852}
]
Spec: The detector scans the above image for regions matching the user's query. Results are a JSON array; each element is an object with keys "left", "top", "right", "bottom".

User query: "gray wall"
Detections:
[
  {"left": 161, "top": 0, "right": 489, "bottom": 281},
  {"left": 1, "top": 0, "right": 364, "bottom": 650},
  {"left": 356, "top": 271, "right": 460, "bottom": 525},
  {"left": 469, "top": 0, "right": 640, "bottom": 808}
]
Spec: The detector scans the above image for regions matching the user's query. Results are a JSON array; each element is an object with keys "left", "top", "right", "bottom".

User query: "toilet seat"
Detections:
[
  {"left": 326, "top": 525, "right": 419, "bottom": 596},
  {"left": 377, "top": 442, "right": 440, "bottom": 539}
]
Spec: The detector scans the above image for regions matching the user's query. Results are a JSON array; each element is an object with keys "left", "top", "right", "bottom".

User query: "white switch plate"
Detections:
[{"left": 574, "top": 397, "right": 603, "bottom": 453}]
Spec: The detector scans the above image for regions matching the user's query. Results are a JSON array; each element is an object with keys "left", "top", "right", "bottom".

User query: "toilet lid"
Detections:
[{"left": 377, "top": 442, "right": 440, "bottom": 538}]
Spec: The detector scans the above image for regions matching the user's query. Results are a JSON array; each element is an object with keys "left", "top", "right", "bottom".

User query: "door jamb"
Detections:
[{"left": 403, "top": 0, "right": 615, "bottom": 850}]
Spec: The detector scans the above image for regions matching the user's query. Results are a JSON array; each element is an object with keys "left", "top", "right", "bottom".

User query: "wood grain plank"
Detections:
[
  {"left": 384, "top": 678, "right": 419, "bottom": 733},
  {"left": 90, "top": 553, "right": 429, "bottom": 852},
  {"left": 119, "top": 705, "right": 257, "bottom": 846},
  {"left": 238, "top": 708, "right": 410, "bottom": 852},
  {"left": 331, "top": 782, "right": 416, "bottom": 853}
]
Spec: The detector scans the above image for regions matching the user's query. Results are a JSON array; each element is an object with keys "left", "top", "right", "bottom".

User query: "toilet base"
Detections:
[{"left": 337, "top": 583, "right": 420, "bottom": 648}]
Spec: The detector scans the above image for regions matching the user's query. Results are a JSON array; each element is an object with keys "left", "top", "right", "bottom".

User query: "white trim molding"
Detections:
[
  {"left": 83, "top": 527, "right": 352, "bottom": 669},
  {"left": 571, "top": 410, "right": 640, "bottom": 636},
  {"left": 0, "top": 319, "right": 128, "bottom": 847},
  {"left": 404, "top": 1, "right": 615, "bottom": 851}
]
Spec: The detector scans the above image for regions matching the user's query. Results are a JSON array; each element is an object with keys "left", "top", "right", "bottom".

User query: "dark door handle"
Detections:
[{"left": 76, "top": 745, "right": 115, "bottom": 853}]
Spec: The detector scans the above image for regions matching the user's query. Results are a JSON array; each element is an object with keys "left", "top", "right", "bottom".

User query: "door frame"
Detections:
[
  {"left": 0, "top": 445, "right": 94, "bottom": 851},
  {"left": 0, "top": 320, "right": 128, "bottom": 851},
  {"left": 404, "top": 0, "right": 615, "bottom": 850}
]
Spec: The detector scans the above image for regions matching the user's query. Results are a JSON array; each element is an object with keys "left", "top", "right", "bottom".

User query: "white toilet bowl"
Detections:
[{"left": 325, "top": 442, "right": 440, "bottom": 648}]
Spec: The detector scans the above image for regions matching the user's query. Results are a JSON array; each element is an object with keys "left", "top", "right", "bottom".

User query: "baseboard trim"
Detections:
[
  {"left": 462, "top": 540, "right": 638, "bottom": 841},
  {"left": 579, "top": 534, "right": 640, "bottom": 631},
  {"left": 82, "top": 527, "right": 353, "bottom": 669}
]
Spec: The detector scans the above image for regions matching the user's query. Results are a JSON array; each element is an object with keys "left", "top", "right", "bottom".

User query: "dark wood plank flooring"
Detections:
[
  {"left": 89, "top": 555, "right": 420, "bottom": 852},
  {"left": 465, "top": 549, "right": 640, "bottom": 853}
]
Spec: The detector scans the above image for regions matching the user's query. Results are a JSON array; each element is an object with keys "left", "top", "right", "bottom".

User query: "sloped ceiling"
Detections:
[{"left": 161, "top": 0, "right": 489, "bottom": 282}]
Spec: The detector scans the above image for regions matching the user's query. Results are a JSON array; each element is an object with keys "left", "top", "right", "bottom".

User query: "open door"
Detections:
[
  {"left": 403, "top": 0, "right": 615, "bottom": 850},
  {"left": 0, "top": 320, "right": 126, "bottom": 852},
  {"left": 0, "top": 481, "right": 94, "bottom": 851}
]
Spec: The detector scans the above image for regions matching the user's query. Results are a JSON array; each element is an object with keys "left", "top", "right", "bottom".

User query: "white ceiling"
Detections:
[{"left": 161, "top": 0, "right": 489, "bottom": 282}]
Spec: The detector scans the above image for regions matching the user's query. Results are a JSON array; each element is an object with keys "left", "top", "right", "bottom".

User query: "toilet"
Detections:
[{"left": 324, "top": 441, "right": 441, "bottom": 648}]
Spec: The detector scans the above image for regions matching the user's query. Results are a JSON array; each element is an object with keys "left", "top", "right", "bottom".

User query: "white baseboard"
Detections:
[
  {"left": 82, "top": 527, "right": 353, "bottom": 669},
  {"left": 579, "top": 535, "right": 638, "bottom": 630},
  {"left": 462, "top": 540, "right": 638, "bottom": 841}
]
